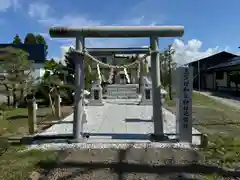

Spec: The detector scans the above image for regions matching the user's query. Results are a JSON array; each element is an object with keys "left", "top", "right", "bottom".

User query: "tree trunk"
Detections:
[
  {"left": 160, "top": 59, "right": 163, "bottom": 83},
  {"left": 168, "top": 59, "right": 172, "bottom": 100},
  {"left": 12, "top": 85, "right": 18, "bottom": 108},
  {"left": 6, "top": 89, "right": 11, "bottom": 107},
  {"left": 3, "top": 84, "right": 11, "bottom": 106},
  {"left": 7, "top": 95, "right": 10, "bottom": 106},
  {"left": 48, "top": 93, "right": 55, "bottom": 115},
  {"left": 13, "top": 90, "right": 17, "bottom": 108}
]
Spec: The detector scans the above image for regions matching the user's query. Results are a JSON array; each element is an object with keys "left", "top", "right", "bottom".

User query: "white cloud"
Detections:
[
  {"left": 28, "top": 1, "right": 163, "bottom": 47},
  {"left": 28, "top": 2, "right": 101, "bottom": 27},
  {"left": 28, "top": 2, "right": 51, "bottom": 19},
  {"left": 118, "top": 15, "right": 160, "bottom": 26},
  {"left": 59, "top": 45, "right": 74, "bottom": 63},
  {"left": 28, "top": 2, "right": 103, "bottom": 48},
  {"left": 138, "top": 39, "right": 228, "bottom": 67},
  {"left": 0, "top": 0, "right": 19, "bottom": 12},
  {"left": 171, "top": 39, "right": 227, "bottom": 66}
]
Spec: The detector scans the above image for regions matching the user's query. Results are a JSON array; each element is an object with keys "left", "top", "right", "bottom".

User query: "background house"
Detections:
[
  {"left": 186, "top": 51, "right": 238, "bottom": 91},
  {"left": 207, "top": 56, "right": 240, "bottom": 91},
  {"left": 0, "top": 44, "right": 45, "bottom": 80}
]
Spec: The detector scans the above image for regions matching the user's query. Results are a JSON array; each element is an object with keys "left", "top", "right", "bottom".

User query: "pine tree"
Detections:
[
  {"left": 0, "top": 47, "right": 34, "bottom": 108},
  {"left": 64, "top": 47, "right": 96, "bottom": 90},
  {"left": 35, "top": 34, "right": 48, "bottom": 59},
  {"left": 24, "top": 33, "right": 37, "bottom": 44},
  {"left": 64, "top": 47, "right": 75, "bottom": 85},
  {"left": 12, "top": 34, "right": 22, "bottom": 44}
]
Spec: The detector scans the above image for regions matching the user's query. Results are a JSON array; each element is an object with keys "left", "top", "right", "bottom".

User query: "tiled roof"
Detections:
[
  {"left": 208, "top": 56, "right": 240, "bottom": 70},
  {"left": 185, "top": 51, "right": 237, "bottom": 66}
]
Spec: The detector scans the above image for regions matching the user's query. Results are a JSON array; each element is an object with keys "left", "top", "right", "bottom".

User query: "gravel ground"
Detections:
[{"left": 37, "top": 147, "right": 203, "bottom": 180}]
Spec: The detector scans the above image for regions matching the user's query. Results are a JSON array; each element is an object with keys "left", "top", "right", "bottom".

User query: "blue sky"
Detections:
[{"left": 1, "top": 0, "right": 240, "bottom": 65}]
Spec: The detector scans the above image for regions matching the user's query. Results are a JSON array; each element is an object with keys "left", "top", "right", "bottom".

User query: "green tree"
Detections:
[
  {"left": 64, "top": 47, "right": 75, "bottom": 85},
  {"left": 143, "top": 59, "right": 149, "bottom": 73},
  {"left": 64, "top": 47, "right": 96, "bottom": 91},
  {"left": 40, "top": 59, "right": 69, "bottom": 115},
  {"left": 0, "top": 47, "right": 34, "bottom": 108},
  {"left": 160, "top": 45, "right": 176, "bottom": 100},
  {"left": 35, "top": 34, "right": 48, "bottom": 59},
  {"left": 12, "top": 34, "right": 22, "bottom": 44},
  {"left": 166, "top": 45, "right": 175, "bottom": 100},
  {"left": 24, "top": 33, "right": 37, "bottom": 44}
]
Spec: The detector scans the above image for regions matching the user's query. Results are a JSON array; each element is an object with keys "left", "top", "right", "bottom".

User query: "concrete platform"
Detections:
[{"left": 33, "top": 99, "right": 201, "bottom": 148}]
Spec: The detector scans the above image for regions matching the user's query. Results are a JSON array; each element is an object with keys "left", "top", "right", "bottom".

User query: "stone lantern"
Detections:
[{"left": 89, "top": 79, "right": 104, "bottom": 106}]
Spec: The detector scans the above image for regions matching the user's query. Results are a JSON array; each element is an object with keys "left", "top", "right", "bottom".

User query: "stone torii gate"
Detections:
[{"left": 49, "top": 26, "right": 184, "bottom": 141}]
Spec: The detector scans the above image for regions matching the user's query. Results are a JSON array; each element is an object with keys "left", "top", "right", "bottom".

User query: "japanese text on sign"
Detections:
[{"left": 182, "top": 68, "right": 190, "bottom": 129}]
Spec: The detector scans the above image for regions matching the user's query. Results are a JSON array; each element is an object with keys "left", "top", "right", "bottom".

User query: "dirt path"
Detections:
[{"left": 197, "top": 91, "right": 240, "bottom": 110}]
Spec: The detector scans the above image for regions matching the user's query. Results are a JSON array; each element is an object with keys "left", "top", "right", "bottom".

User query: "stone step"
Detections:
[
  {"left": 107, "top": 84, "right": 138, "bottom": 88},
  {"left": 106, "top": 87, "right": 138, "bottom": 90},
  {"left": 107, "top": 93, "right": 138, "bottom": 98},
  {"left": 105, "top": 84, "right": 139, "bottom": 99},
  {"left": 106, "top": 88, "right": 135, "bottom": 91},
  {"left": 107, "top": 89, "right": 137, "bottom": 92},
  {"left": 107, "top": 91, "right": 138, "bottom": 96},
  {"left": 106, "top": 95, "right": 139, "bottom": 99}
]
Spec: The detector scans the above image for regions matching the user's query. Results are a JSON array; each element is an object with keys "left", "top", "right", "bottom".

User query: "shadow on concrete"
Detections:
[
  {"left": 82, "top": 133, "right": 173, "bottom": 142},
  {"left": 124, "top": 118, "right": 153, "bottom": 122},
  {"left": 9, "top": 133, "right": 180, "bottom": 146},
  {"left": 84, "top": 133, "right": 151, "bottom": 140},
  {"left": 38, "top": 121, "right": 73, "bottom": 125},
  {"left": 36, "top": 147, "right": 240, "bottom": 180},
  {"left": 104, "top": 101, "right": 140, "bottom": 105}
]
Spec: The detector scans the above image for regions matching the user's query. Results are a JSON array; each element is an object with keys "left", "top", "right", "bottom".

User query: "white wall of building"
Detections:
[{"left": 32, "top": 63, "right": 45, "bottom": 79}]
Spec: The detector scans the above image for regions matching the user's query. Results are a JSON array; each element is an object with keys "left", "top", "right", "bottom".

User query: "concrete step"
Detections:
[
  {"left": 105, "top": 84, "right": 139, "bottom": 99},
  {"left": 107, "top": 92, "right": 138, "bottom": 96},
  {"left": 106, "top": 95, "right": 139, "bottom": 99}
]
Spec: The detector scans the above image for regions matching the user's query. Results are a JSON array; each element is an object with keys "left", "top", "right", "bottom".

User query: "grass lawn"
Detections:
[
  {"left": 0, "top": 148, "right": 59, "bottom": 180},
  {"left": 0, "top": 105, "right": 73, "bottom": 180},
  {"left": 0, "top": 105, "right": 73, "bottom": 137},
  {"left": 165, "top": 92, "right": 240, "bottom": 177}
]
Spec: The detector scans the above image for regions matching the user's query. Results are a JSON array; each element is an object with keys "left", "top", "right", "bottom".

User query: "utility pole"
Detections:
[
  {"left": 159, "top": 53, "right": 163, "bottom": 83},
  {"left": 198, "top": 60, "right": 201, "bottom": 91}
]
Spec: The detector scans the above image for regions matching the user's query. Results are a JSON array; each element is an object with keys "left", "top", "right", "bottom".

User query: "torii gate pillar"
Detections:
[
  {"left": 72, "top": 36, "right": 85, "bottom": 140},
  {"left": 150, "top": 36, "right": 163, "bottom": 136}
]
